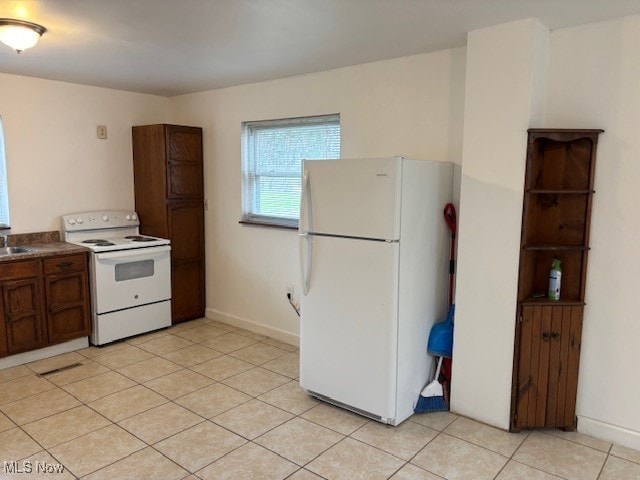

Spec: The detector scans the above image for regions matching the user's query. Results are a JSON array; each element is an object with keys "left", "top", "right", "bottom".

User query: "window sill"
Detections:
[{"left": 239, "top": 220, "right": 298, "bottom": 231}]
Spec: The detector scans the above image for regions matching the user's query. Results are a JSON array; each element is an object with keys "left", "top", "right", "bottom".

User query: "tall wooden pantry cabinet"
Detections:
[
  {"left": 132, "top": 124, "right": 205, "bottom": 323},
  {"left": 510, "top": 128, "right": 603, "bottom": 431}
]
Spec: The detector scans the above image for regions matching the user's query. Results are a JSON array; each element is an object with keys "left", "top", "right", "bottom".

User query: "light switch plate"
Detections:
[{"left": 97, "top": 125, "right": 107, "bottom": 139}]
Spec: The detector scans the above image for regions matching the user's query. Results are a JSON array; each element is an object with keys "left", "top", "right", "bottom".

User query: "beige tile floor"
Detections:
[{"left": 0, "top": 317, "right": 638, "bottom": 479}]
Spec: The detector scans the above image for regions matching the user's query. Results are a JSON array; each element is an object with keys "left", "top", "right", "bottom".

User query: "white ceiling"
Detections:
[{"left": 1, "top": 0, "right": 639, "bottom": 97}]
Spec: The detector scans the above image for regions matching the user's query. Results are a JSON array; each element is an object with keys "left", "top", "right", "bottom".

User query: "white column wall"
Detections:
[{"left": 451, "top": 19, "right": 549, "bottom": 428}]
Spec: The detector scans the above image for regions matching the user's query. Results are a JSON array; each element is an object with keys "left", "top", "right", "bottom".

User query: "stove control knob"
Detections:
[
  {"left": 68, "top": 218, "right": 76, "bottom": 225},
  {"left": 76, "top": 217, "right": 83, "bottom": 224},
  {"left": 102, "top": 215, "right": 109, "bottom": 222},
  {"left": 131, "top": 213, "right": 138, "bottom": 220},
  {"left": 125, "top": 214, "right": 131, "bottom": 220}
]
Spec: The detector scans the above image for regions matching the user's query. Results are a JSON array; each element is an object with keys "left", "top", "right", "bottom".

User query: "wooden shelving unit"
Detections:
[{"left": 510, "top": 128, "right": 603, "bottom": 431}]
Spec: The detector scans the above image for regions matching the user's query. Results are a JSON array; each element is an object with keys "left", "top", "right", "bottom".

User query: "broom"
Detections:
[{"left": 414, "top": 356, "right": 447, "bottom": 413}]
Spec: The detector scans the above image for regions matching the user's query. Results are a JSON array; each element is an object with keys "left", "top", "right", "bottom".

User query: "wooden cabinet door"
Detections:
[
  {"left": 168, "top": 202, "right": 205, "bottom": 322},
  {"left": 45, "top": 270, "right": 90, "bottom": 344},
  {"left": 171, "top": 261, "right": 205, "bottom": 322},
  {"left": 0, "top": 304, "right": 6, "bottom": 357},
  {"left": 166, "top": 126, "right": 203, "bottom": 200},
  {"left": 514, "top": 305, "right": 583, "bottom": 430},
  {"left": 2, "top": 278, "right": 45, "bottom": 355},
  {"left": 168, "top": 202, "right": 204, "bottom": 262}
]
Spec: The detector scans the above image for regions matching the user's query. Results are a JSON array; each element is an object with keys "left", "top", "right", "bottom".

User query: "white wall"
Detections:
[
  {"left": 0, "top": 73, "right": 169, "bottom": 233},
  {"left": 451, "top": 19, "right": 549, "bottom": 429},
  {"left": 169, "top": 49, "right": 466, "bottom": 342},
  {"left": 545, "top": 14, "right": 640, "bottom": 449}
]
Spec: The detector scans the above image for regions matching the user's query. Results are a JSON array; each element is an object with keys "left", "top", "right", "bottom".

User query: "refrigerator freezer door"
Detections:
[
  {"left": 300, "top": 235, "right": 399, "bottom": 420},
  {"left": 300, "top": 157, "right": 402, "bottom": 240}
]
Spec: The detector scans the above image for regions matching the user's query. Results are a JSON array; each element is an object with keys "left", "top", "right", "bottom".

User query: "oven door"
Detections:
[{"left": 92, "top": 245, "right": 171, "bottom": 314}]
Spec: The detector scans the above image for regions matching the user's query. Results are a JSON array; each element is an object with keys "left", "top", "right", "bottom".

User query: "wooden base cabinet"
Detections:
[
  {"left": 511, "top": 129, "right": 603, "bottom": 431},
  {"left": 0, "top": 253, "right": 90, "bottom": 358},
  {"left": 513, "top": 305, "right": 583, "bottom": 430},
  {"left": 44, "top": 254, "right": 91, "bottom": 344},
  {"left": 132, "top": 124, "right": 205, "bottom": 323},
  {"left": 2, "top": 273, "right": 45, "bottom": 355}
]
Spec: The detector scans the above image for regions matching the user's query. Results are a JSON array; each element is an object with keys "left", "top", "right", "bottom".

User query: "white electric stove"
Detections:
[{"left": 62, "top": 210, "right": 172, "bottom": 345}]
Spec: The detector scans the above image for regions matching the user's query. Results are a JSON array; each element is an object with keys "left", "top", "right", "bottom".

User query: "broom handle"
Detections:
[
  {"left": 444, "top": 203, "right": 457, "bottom": 307},
  {"left": 434, "top": 356, "right": 444, "bottom": 381}
]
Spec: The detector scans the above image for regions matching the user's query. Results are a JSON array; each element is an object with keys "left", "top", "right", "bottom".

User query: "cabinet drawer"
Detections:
[
  {"left": 0, "top": 261, "right": 38, "bottom": 280},
  {"left": 43, "top": 254, "right": 86, "bottom": 275}
]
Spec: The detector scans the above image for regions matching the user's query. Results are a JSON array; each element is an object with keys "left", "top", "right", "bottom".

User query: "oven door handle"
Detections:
[{"left": 95, "top": 245, "right": 171, "bottom": 260}]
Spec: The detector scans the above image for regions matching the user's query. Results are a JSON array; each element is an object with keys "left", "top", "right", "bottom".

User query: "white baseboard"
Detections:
[
  {"left": 578, "top": 415, "right": 640, "bottom": 451},
  {"left": 205, "top": 308, "right": 299, "bottom": 347},
  {"left": 0, "top": 337, "right": 89, "bottom": 370}
]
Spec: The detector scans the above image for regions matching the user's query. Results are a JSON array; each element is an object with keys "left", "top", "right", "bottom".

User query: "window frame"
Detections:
[
  {"left": 240, "top": 113, "right": 340, "bottom": 229},
  {"left": 0, "top": 115, "right": 10, "bottom": 229}
]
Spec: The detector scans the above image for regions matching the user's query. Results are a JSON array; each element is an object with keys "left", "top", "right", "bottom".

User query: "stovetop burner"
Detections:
[
  {"left": 83, "top": 239, "right": 116, "bottom": 246},
  {"left": 125, "top": 235, "right": 156, "bottom": 242}
]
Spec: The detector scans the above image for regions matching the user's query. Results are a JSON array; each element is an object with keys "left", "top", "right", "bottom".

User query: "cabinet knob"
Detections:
[
  {"left": 551, "top": 331, "right": 561, "bottom": 341},
  {"left": 58, "top": 262, "right": 73, "bottom": 270},
  {"left": 542, "top": 332, "right": 551, "bottom": 342}
]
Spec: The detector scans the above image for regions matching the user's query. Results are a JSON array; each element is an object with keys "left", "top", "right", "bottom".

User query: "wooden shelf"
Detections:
[
  {"left": 526, "top": 189, "right": 593, "bottom": 194},
  {"left": 521, "top": 297, "right": 586, "bottom": 306},
  {"left": 522, "top": 244, "right": 589, "bottom": 251},
  {"left": 528, "top": 128, "right": 604, "bottom": 134}
]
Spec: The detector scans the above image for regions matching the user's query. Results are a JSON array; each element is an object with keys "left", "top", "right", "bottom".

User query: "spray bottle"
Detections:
[{"left": 548, "top": 259, "right": 562, "bottom": 301}]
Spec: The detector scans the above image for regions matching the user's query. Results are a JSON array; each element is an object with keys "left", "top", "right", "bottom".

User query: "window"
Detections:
[
  {"left": 0, "top": 116, "right": 10, "bottom": 228},
  {"left": 241, "top": 114, "right": 340, "bottom": 228}
]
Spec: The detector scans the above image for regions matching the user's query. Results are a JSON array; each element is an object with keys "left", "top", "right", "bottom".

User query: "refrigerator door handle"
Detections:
[
  {"left": 299, "top": 169, "right": 312, "bottom": 233},
  {"left": 299, "top": 233, "right": 313, "bottom": 295}
]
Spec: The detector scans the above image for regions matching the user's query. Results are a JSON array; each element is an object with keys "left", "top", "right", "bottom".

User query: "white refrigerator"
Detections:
[{"left": 299, "top": 156, "right": 453, "bottom": 425}]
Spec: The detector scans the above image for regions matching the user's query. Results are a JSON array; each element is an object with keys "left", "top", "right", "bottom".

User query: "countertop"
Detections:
[{"left": 0, "top": 230, "right": 90, "bottom": 263}]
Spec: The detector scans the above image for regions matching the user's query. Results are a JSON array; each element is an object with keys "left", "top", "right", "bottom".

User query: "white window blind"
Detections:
[
  {"left": 0, "top": 116, "right": 10, "bottom": 228},
  {"left": 242, "top": 114, "right": 340, "bottom": 228}
]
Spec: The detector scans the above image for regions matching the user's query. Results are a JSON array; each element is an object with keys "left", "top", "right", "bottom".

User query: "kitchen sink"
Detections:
[{"left": 0, "top": 246, "right": 34, "bottom": 255}]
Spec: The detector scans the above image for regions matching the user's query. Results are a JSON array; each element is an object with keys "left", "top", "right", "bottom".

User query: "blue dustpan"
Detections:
[{"left": 427, "top": 304, "right": 454, "bottom": 358}]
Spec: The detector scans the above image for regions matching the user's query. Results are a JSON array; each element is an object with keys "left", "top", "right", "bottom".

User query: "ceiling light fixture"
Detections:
[{"left": 0, "top": 18, "right": 46, "bottom": 53}]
